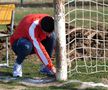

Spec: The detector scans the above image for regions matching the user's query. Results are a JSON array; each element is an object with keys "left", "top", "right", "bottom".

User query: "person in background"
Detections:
[{"left": 10, "top": 14, "right": 56, "bottom": 77}]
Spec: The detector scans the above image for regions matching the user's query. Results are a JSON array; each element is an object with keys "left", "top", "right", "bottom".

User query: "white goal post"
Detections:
[{"left": 54, "top": 0, "right": 67, "bottom": 81}]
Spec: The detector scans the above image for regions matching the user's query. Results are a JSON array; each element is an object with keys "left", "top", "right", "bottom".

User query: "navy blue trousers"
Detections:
[{"left": 12, "top": 32, "right": 56, "bottom": 64}]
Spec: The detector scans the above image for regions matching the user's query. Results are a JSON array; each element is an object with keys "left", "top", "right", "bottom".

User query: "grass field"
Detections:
[
  {"left": 0, "top": 2, "right": 108, "bottom": 90},
  {"left": 15, "top": 7, "right": 54, "bottom": 24}
]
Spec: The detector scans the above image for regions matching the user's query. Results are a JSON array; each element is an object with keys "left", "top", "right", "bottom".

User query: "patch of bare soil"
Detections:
[
  {"left": 101, "top": 78, "right": 108, "bottom": 85},
  {"left": 65, "top": 24, "right": 108, "bottom": 60},
  {"left": 0, "top": 83, "right": 26, "bottom": 90}
]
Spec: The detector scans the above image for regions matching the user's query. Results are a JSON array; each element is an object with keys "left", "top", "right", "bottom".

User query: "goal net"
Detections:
[{"left": 65, "top": 0, "right": 108, "bottom": 77}]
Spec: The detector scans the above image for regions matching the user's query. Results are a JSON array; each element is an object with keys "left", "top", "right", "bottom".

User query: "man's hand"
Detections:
[
  {"left": 40, "top": 64, "right": 56, "bottom": 77},
  {"left": 51, "top": 66, "right": 56, "bottom": 75}
]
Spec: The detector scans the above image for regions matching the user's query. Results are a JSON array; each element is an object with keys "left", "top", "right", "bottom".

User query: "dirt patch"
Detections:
[
  {"left": 0, "top": 83, "right": 26, "bottom": 90},
  {"left": 66, "top": 24, "right": 108, "bottom": 60},
  {"left": 101, "top": 78, "right": 108, "bottom": 85}
]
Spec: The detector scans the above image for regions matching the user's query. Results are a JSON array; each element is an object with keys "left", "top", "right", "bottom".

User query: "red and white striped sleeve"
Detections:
[{"left": 28, "top": 20, "right": 55, "bottom": 73}]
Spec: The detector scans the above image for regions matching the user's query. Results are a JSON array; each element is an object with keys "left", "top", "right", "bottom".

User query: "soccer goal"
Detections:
[{"left": 54, "top": 0, "right": 108, "bottom": 80}]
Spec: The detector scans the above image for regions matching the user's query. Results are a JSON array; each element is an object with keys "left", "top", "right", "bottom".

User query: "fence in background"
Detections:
[{"left": 0, "top": 0, "right": 53, "bottom": 6}]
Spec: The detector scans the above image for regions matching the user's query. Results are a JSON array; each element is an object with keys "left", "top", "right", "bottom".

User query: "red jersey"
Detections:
[{"left": 10, "top": 14, "right": 54, "bottom": 70}]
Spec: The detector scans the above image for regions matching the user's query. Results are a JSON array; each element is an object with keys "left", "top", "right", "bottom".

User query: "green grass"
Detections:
[
  {"left": 15, "top": 7, "right": 54, "bottom": 25},
  {"left": 65, "top": 6, "right": 108, "bottom": 28}
]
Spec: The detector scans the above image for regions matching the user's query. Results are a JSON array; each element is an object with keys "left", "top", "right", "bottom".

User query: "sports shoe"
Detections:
[
  {"left": 13, "top": 63, "right": 22, "bottom": 77},
  {"left": 40, "top": 65, "right": 55, "bottom": 76}
]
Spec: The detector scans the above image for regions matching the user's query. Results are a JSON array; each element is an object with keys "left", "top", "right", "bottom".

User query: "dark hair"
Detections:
[{"left": 41, "top": 16, "right": 54, "bottom": 33}]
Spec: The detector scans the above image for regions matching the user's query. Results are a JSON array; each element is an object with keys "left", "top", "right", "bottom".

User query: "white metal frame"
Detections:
[{"left": 0, "top": 8, "right": 15, "bottom": 67}]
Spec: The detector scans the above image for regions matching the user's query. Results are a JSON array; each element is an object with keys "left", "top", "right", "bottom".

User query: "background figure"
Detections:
[{"left": 10, "top": 14, "right": 56, "bottom": 77}]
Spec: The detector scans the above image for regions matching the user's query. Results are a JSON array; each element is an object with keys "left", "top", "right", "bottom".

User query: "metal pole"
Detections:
[
  {"left": 21, "top": 0, "right": 23, "bottom": 5},
  {"left": 6, "top": 37, "right": 9, "bottom": 67},
  {"left": 54, "top": 0, "right": 67, "bottom": 81}
]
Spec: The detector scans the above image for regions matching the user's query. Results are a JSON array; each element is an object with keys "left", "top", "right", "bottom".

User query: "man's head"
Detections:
[{"left": 41, "top": 16, "right": 54, "bottom": 33}]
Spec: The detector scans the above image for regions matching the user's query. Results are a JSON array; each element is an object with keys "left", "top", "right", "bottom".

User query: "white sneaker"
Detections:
[{"left": 13, "top": 63, "right": 22, "bottom": 77}]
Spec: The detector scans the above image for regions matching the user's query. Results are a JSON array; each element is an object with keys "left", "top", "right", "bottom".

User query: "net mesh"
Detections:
[{"left": 65, "top": 0, "right": 108, "bottom": 77}]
